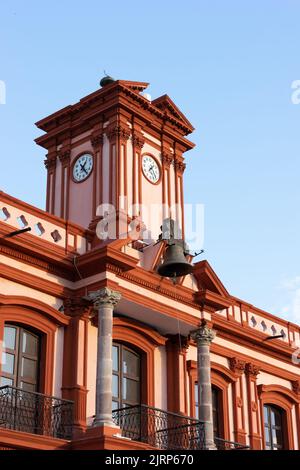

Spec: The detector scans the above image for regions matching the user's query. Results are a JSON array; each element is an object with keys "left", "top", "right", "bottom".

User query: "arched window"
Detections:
[
  {"left": 1, "top": 324, "right": 40, "bottom": 392},
  {"left": 263, "top": 404, "right": 284, "bottom": 450},
  {"left": 112, "top": 343, "right": 141, "bottom": 410},
  {"left": 194, "top": 383, "right": 221, "bottom": 438}
]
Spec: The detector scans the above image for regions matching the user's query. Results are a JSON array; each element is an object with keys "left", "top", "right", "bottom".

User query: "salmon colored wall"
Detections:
[
  {"left": 0, "top": 278, "right": 62, "bottom": 310},
  {"left": 68, "top": 143, "right": 94, "bottom": 228},
  {"left": 154, "top": 346, "right": 167, "bottom": 410},
  {"left": 86, "top": 322, "right": 97, "bottom": 422},
  {"left": 53, "top": 327, "right": 64, "bottom": 397}
]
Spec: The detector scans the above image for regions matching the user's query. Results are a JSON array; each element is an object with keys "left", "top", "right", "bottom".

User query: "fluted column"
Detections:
[
  {"left": 191, "top": 320, "right": 216, "bottom": 450},
  {"left": 87, "top": 287, "right": 121, "bottom": 427}
]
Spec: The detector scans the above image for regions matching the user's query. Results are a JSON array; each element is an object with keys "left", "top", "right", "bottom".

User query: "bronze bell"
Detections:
[{"left": 157, "top": 242, "right": 193, "bottom": 278}]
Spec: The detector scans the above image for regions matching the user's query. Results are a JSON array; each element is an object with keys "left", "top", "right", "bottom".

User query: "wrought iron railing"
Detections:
[
  {"left": 0, "top": 386, "right": 74, "bottom": 439},
  {"left": 112, "top": 405, "right": 250, "bottom": 450},
  {"left": 112, "top": 404, "right": 206, "bottom": 450},
  {"left": 214, "top": 437, "right": 250, "bottom": 450}
]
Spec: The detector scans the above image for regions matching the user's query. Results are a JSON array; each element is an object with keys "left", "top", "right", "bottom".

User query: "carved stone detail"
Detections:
[
  {"left": 58, "top": 148, "right": 71, "bottom": 165},
  {"left": 131, "top": 132, "right": 145, "bottom": 149},
  {"left": 106, "top": 124, "right": 131, "bottom": 142},
  {"left": 190, "top": 319, "right": 216, "bottom": 345},
  {"left": 161, "top": 151, "right": 173, "bottom": 168},
  {"left": 292, "top": 380, "right": 300, "bottom": 394},
  {"left": 230, "top": 357, "right": 246, "bottom": 374},
  {"left": 174, "top": 158, "right": 186, "bottom": 174},
  {"left": 86, "top": 287, "right": 121, "bottom": 309},
  {"left": 245, "top": 363, "right": 260, "bottom": 377},
  {"left": 44, "top": 156, "right": 57, "bottom": 170},
  {"left": 91, "top": 134, "right": 103, "bottom": 148},
  {"left": 64, "top": 297, "right": 91, "bottom": 318}
]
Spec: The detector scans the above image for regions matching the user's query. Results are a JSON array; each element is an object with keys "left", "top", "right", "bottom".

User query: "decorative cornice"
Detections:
[
  {"left": 0, "top": 244, "right": 73, "bottom": 279},
  {"left": 44, "top": 156, "right": 57, "bottom": 170},
  {"left": 64, "top": 297, "right": 91, "bottom": 318},
  {"left": 105, "top": 263, "right": 197, "bottom": 309},
  {"left": 58, "top": 148, "right": 71, "bottom": 165},
  {"left": 167, "top": 334, "right": 189, "bottom": 352},
  {"left": 106, "top": 124, "right": 131, "bottom": 143},
  {"left": 245, "top": 362, "right": 260, "bottom": 377},
  {"left": 91, "top": 134, "right": 103, "bottom": 148},
  {"left": 292, "top": 380, "right": 300, "bottom": 395},
  {"left": 86, "top": 287, "right": 121, "bottom": 309},
  {"left": 229, "top": 357, "right": 246, "bottom": 374},
  {"left": 174, "top": 159, "right": 186, "bottom": 174},
  {"left": 161, "top": 151, "right": 173, "bottom": 168},
  {"left": 131, "top": 132, "right": 145, "bottom": 149},
  {"left": 190, "top": 319, "right": 216, "bottom": 345}
]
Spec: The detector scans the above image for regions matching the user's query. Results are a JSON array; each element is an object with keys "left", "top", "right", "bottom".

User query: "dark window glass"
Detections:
[
  {"left": 263, "top": 405, "right": 284, "bottom": 450},
  {"left": 112, "top": 345, "right": 119, "bottom": 372},
  {"left": 0, "top": 324, "right": 40, "bottom": 392},
  {"left": 3, "top": 326, "right": 16, "bottom": 350},
  {"left": 112, "top": 343, "right": 141, "bottom": 409},
  {"left": 194, "top": 383, "right": 221, "bottom": 437}
]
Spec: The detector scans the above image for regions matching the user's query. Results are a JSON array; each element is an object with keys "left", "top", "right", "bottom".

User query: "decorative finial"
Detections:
[{"left": 100, "top": 71, "right": 115, "bottom": 87}]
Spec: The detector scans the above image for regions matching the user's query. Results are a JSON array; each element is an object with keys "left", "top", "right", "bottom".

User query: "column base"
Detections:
[{"left": 92, "top": 419, "right": 119, "bottom": 428}]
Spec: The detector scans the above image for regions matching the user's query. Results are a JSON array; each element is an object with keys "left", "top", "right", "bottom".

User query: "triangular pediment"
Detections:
[
  {"left": 118, "top": 80, "right": 149, "bottom": 92},
  {"left": 152, "top": 94, "right": 194, "bottom": 132},
  {"left": 193, "top": 260, "right": 230, "bottom": 298}
]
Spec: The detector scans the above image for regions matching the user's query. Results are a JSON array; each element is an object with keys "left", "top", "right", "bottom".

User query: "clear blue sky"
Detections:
[{"left": 1, "top": 1, "right": 300, "bottom": 324}]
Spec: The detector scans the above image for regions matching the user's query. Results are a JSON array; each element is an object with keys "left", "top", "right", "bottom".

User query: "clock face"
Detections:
[
  {"left": 73, "top": 154, "right": 93, "bottom": 182},
  {"left": 142, "top": 155, "right": 160, "bottom": 184}
]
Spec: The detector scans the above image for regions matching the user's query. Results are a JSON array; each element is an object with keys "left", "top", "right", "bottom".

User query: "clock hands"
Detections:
[{"left": 80, "top": 161, "right": 88, "bottom": 175}]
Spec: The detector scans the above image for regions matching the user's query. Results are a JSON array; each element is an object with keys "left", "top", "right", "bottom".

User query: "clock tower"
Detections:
[{"left": 35, "top": 78, "right": 195, "bottom": 242}]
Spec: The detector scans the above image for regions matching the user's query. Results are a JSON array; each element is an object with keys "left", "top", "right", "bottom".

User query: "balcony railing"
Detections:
[
  {"left": 215, "top": 437, "right": 250, "bottom": 450},
  {"left": 112, "top": 404, "right": 205, "bottom": 450},
  {"left": 112, "top": 405, "right": 250, "bottom": 450},
  {"left": 0, "top": 386, "right": 74, "bottom": 440}
]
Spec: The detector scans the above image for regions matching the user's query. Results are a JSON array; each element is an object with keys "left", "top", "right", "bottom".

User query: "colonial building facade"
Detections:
[{"left": 0, "top": 78, "right": 300, "bottom": 450}]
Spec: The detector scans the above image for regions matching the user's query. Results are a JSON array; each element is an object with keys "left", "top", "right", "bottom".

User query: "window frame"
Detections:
[
  {"left": 112, "top": 342, "right": 141, "bottom": 409},
  {"left": 263, "top": 404, "right": 284, "bottom": 450},
  {"left": 1, "top": 324, "right": 40, "bottom": 391}
]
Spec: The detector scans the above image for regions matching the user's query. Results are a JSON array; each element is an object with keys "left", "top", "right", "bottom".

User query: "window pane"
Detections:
[
  {"left": 20, "top": 382, "right": 36, "bottom": 392},
  {"left": 212, "top": 388, "right": 218, "bottom": 409},
  {"left": 273, "top": 410, "right": 282, "bottom": 427},
  {"left": 264, "top": 426, "right": 270, "bottom": 444},
  {"left": 22, "top": 331, "right": 38, "bottom": 356},
  {"left": 195, "top": 404, "right": 199, "bottom": 420},
  {"left": 3, "top": 327, "right": 16, "bottom": 350},
  {"left": 21, "top": 357, "right": 37, "bottom": 380},
  {"left": 123, "top": 349, "right": 140, "bottom": 377},
  {"left": 112, "top": 374, "right": 119, "bottom": 398},
  {"left": 1, "top": 352, "right": 14, "bottom": 374},
  {"left": 112, "top": 345, "right": 119, "bottom": 372},
  {"left": 122, "top": 378, "right": 140, "bottom": 403},
  {"left": 194, "top": 383, "right": 198, "bottom": 406},
  {"left": 0, "top": 376, "right": 13, "bottom": 387},
  {"left": 263, "top": 406, "right": 269, "bottom": 424},
  {"left": 112, "top": 400, "right": 119, "bottom": 411},
  {"left": 275, "top": 428, "right": 283, "bottom": 446}
]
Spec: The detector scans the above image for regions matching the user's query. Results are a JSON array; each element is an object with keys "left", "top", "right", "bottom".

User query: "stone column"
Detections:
[
  {"left": 191, "top": 320, "right": 216, "bottom": 450},
  {"left": 87, "top": 287, "right": 121, "bottom": 427}
]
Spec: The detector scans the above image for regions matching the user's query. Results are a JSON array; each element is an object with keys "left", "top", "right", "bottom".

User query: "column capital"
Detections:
[
  {"left": 87, "top": 287, "right": 121, "bottom": 308},
  {"left": 190, "top": 320, "right": 216, "bottom": 345}
]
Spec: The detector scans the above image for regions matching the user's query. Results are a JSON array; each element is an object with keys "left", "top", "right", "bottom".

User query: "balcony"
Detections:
[
  {"left": 0, "top": 386, "right": 74, "bottom": 440},
  {"left": 112, "top": 404, "right": 249, "bottom": 450}
]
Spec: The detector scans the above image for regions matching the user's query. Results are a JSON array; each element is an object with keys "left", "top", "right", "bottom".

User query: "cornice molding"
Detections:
[
  {"left": 131, "top": 132, "right": 145, "bottom": 149},
  {"left": 106, "top": 124, "right": 131, "bottom": 143}
]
